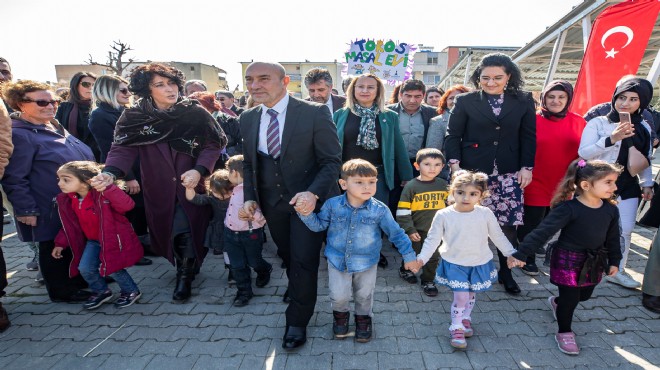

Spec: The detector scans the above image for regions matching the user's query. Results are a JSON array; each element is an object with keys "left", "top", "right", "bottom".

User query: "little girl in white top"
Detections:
[{"left": 414, "top": 170, "right": 522, "bottom": 349}]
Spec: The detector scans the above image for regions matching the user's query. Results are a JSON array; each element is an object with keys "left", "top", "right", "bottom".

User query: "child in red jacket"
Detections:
[{"left": 52, "top": 161, "right": 143, "bottom": 310}]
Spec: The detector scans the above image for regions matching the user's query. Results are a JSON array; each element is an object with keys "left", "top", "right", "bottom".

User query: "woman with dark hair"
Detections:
[
  {"left": 516, "top": 80, "right": 586, "bottom": 275},
  {"left": 579, "top": 78, "right": 654, "bottom": 289},
  {"left": 445, "top": 53, "right": 536, "bottom": 294},
  {"left": 56, "top": 72, "right": 100, "bottom": 160},
  {"left": 1, "top": 80, "right": 94, "bottom": 302},
  {"left": 424, "top": 86, "right": 444, "bottom": 108},
  {"left": 91, "top": 63, "right": 227, "bottom": 303}
]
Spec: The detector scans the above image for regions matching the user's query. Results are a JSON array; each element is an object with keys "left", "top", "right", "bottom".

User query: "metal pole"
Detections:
[
  {"left": 646, "top": 49, "right": 660, "bottom": 86},
  {"left": 544, "top": 30, "right": 568, "bottom": 87},
  {"left": 463, "top": 52, "right": 473, "bottom": 86},
  {"left": 581, "top": 15, "right": 592, "bottom": 53}
]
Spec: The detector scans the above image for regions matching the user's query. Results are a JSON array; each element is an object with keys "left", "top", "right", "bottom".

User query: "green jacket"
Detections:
[{"left": 333, "top": 107, "right": 413, "bottom": 190}]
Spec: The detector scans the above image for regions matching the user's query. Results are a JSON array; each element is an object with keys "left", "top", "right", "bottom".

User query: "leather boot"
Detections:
[
  {"left": 497, "top": 250, "right": 520, "bottom": 295},
  {"left": 0, "top": 302, "right": 10, "bottom": 332},
  {"left": 354, "top": 314, "right": 372, "bottom": 343},
  {"left": 172, "top": 258, "right": 196, "bottom": 303},
  {"left": 332, "top": 311, "right": 350, "bottom": 339}
]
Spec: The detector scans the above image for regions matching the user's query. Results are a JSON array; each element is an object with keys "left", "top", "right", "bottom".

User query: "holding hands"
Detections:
[
  {"left": 507, "top": 256, "right": 526, "bottom": 269},
  {"left": 51, "top": 246, "right": 64, "bottom": 259},
  {"left": 90, "top": 173, "right": 114, "bottom": 192},
  {"left": 408, "top": 232, "right": 421, "bottom": 242},
  {"left": 240, "top": 200, "right": 259, "bottom": 221},
  {"left": 290, "top": 191, "right": 317, "bottom": 216},
  {"left": 404, "top": 259, "right": 424, "bottom": 274},
  {"left": 607, "top": 266, "right": 619, "bottom": 277}
]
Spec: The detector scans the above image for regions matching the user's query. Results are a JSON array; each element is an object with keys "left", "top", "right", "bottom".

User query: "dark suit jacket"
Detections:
[
  {"left": 444, "top": 90, "right": 536, "bottom": 175},
  {"left": 240, "top": 97, "right": 342, "bottom": 205},
  {"left": 305, "top": 95, "right": 346, "bottom": 113},
  {"left": 386, "top": 103, "right": 438, "bottom": 148},
  {"left": 230, "top": 104, "right": 245, "bottom": 116}
]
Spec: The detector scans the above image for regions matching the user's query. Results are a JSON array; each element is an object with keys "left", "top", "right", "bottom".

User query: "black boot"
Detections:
[
  {"left": 332, "top": 311, "right": 350, "bottom": 339},
  {"left": 225, "top": 264, "right": 235, "bottom": 285},
  {"left": 354, "top": 315, "right": 372, "bottom": 343},
  {"left": 172, "top": 258, "right": 196, "bottom": 303}
]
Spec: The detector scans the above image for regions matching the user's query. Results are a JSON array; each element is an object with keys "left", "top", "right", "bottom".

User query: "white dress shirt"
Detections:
[
  {"left": 325, "top": 96, "right": 333, "bottom": 114},
  {"left": 258, "top": 94, "right": 289, "bottom": 155}
]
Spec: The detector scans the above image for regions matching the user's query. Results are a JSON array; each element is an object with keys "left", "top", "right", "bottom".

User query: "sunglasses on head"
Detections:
[
  {"left": 119, "top": 88, "right": 130, "bottom": 95},
  {"left": 80, "top": 81, "right": 94, "bottom": 88},
  {"left": 22, "top": 99, "right": 60, "bottom": 107}
]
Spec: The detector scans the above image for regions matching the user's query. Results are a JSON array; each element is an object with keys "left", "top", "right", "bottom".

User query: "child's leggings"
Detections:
[
  {"left": 556, "top": 285, "right": 595, "bottom": 333},
  {"left": 450, "top": 291, "right": 477, "bottom": 330}
]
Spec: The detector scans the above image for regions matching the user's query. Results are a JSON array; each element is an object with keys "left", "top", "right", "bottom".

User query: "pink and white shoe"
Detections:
[
  {"left": 555, "top": 332, "right": 580, "bottom": 355},
  {"left": 450, "top": 329, "right": 467, "bottom": 349},
  {"left": 461, "top": 319, "right": 473, "bottom": 338},
  {"left": 548, "top": 296, "right": 558, "bottom": 320}
]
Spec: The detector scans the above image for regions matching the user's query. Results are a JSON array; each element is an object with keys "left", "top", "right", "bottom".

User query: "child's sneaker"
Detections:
[
  {"left": 450, "top": 328, "right": 467, "bottom": 349},
  {"left": 399, "top": 266, "right": 418, "bottom": 284},
  {"left": 461, "top": 319, "right": 473, "bottom": 338},
  {"left": 354, "top": 315, "right": 372, "bottom": 343},
  {"left": 83, "top": 290, "right": 113, "bottom": 310},
  {"left": 114, "top": 291, "right": 142, "bottom": 308},
  {"left": 548, "top": 295, "right": 558, "bottom": 320},
  {"left": 421, "top": 281, "right": 438, "bottom": 297},
  {"left": 555, "top": 332, "right": 579, "bottom": 355},
  {"left": 332, "top": 311, "right": 350, "bottom": 339}
]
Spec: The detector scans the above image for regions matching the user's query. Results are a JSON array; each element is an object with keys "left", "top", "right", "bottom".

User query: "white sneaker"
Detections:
[{"left": 604, "top": 271, "right": 641, "bottom": 289}]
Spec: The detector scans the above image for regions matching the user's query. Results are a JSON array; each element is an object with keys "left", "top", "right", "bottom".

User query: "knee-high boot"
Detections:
[{"left": 172, "top": 233, "right": 196, "bottom": 303}]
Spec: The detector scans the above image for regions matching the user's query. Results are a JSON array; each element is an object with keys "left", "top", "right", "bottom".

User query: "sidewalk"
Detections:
[{"left": 0, "top": 219, "right": 658, "bottom": 370}]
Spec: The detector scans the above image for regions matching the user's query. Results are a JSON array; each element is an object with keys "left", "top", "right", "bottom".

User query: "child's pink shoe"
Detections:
[
  {"left": 461, "top": 319, "right": 473, "bottom": 337},
  {"left": 450, "top": 329, "right": 467, "bottom": 349},
  {"left": 555, "top": 332, "right": 579, "bottom": 355}
]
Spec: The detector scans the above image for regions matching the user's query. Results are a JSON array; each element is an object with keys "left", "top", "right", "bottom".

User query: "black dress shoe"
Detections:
[
  {"left": 498, "top": 273, "right": 521, "bottom": 295},
  {"left": 135, "top": 257, "right": 153, "bottom": 266},
  {"left": 282, "top": 325, "right": 306, "bottom": 350},
  {"left": 642, "top": 293, "right": 660, "bottom": 314},
  {"left": 282, "top": 289, "right": 291, "bottom": 303},
  {"left": 378, "top": 253, "right": 388, "bottom": 268}
]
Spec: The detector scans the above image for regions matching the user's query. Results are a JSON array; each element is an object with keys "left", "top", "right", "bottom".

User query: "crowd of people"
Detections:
[{"left": 0, "top": 53, "right": 658, "bottom": 357}]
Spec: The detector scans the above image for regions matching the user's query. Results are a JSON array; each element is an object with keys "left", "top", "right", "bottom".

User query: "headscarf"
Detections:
[
  {"left": 353, "top": 104, "right": 380, "bottom": 150},
  {"left": 539, "top": 80, "right": 573, "bottom": 120},
  {"left": 114, "top": 97, "right": 226, "bottom": 158},
  {"left": 607, "top": 78, "right": 653, "bottom": 124}
]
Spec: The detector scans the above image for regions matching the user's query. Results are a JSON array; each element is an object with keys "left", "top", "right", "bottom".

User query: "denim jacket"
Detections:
[{"left": 299, "top": 194, "right": 416, "bottom": 273}]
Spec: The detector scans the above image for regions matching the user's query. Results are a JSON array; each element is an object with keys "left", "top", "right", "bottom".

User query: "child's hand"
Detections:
[
  {"left": 293, "top": 198, "right": 306, "bottom": 214},
  {"left": 507, "top": 256, "right": 525, "bottom": 269},
  {"left": 185, "top": 187, "right": 196, "bottom": 201},
  {"left": 404, "top": 260, "right": 421, "bottom": 274},
  {"left": 91, "top": 181, "right": 108, "bottom": 192},
  {"left": 239, "top": 201, "right": 257, "bottom": 221},
  {"left": 607, "top": 266, "right": 619, "bottom": 276},
  {"left": 408, "top": 232, "right": 421, "bottom": 242},
  {"left": 52, "top": 246, "right": 64, "bottom": 259}
]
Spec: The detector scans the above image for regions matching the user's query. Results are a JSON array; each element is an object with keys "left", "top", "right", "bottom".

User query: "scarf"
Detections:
[
  {"left": 114, "top": 97, "right": 226, "bottom": 158},
  {"left": 540, "top": 80, "right": 573, "bottom": 120},
  {"left": 607, "top": 78, "right": 653, "bottom": 125},
  {"left": 67, "top": 100, "right": 91, "bottom": 138},
  {"left": 353, "top": 104, "right": 380, "bottom": 150}
]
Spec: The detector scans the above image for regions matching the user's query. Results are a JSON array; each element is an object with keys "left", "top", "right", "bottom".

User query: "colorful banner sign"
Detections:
[{"left": 343, "top": 39, "right": 416, "bottom": 84}]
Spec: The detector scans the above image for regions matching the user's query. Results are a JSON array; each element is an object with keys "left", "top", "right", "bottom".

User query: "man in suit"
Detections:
[
  {"left": 240, "top": 62, "right": 342, "bottom": 350},
  {"left": 304, "top": 67, "right": 346, "bottom": 113},
  {"left": 216, "top": 90, "right": 245, "bottom": 116}
]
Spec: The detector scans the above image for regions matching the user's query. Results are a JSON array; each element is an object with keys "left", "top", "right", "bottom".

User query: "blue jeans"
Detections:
[
  {"left": 224, "top": 227, "right": 271, "bottom": 295},
  {"left": 78, "top": 240, "right": 138, "bottom": 294}
]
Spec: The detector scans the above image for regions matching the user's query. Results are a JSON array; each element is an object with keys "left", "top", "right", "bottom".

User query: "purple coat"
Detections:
[
  {"left": 104, "top": 141, "right": 221, "bottom": 266},
  {"left": 1, "top": 118, "right": 94, "bottom": 242}
]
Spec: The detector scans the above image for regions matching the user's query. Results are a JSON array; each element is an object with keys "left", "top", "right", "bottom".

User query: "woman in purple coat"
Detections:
[
  {"left": 1, "top": 80, "right": 95, "bottom": 302},
  {"left": 91, "top": 64, "right": 226, "bottom": 303}
]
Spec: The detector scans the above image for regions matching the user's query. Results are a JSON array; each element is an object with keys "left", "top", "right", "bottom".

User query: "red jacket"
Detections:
[{"left": 55, "top": 185, "right": 143, "bottom": 277}]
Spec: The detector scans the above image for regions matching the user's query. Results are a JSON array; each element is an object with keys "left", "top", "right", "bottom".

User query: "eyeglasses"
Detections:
[
  {"left": 22, "top": 99, "right": 60, "bottom": 107},
  {"left": 80, "top": 81, "right": 94, "bottom": 88},
  {"left": 118, "top": 88, "right": 130, "bottom": 95}
]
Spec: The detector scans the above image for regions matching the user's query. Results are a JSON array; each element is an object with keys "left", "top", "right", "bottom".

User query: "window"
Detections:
[
  {"left": 190, "top": 66, "right": 195, "bottom": 71},
  {"left": 427, "top": 57, "right": 438, "bottom": 64}
]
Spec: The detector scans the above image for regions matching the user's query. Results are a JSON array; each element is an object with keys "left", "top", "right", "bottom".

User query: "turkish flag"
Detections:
[{"left": 571, "top": 0, "right": 660, "bottom": 115}]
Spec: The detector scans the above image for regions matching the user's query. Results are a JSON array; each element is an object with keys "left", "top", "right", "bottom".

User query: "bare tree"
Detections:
[{"left": 86, "top": 40, "right": 136, "bottom": 75}]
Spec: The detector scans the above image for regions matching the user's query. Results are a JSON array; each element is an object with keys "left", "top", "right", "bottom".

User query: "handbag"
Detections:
[{"left": 626, "top": 138, "right": 650, "bottom": 177}]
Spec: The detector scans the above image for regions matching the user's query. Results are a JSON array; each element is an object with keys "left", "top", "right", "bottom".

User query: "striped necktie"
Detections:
[{"left": 266, "top": 108, "right": 281, "bottom": 158}]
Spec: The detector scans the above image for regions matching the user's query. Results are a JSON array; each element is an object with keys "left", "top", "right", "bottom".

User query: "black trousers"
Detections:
[
  {"left": 556, "top": 285, "right": 596, "bottom": 333},
  {"left": 260, "top": 199, "right": 323, "bottom": 327},
  {"left": 0, "top": 218, "right": 6, "bottom": 298},
  {"left": 38, "top": 240, "right": 87, "bottom": 301},
  {"left": 498, "top": 226, "right": 519, "bottom": 275},
  {"left": 517, "top": 205, "right": 551, "bottom": 264}
]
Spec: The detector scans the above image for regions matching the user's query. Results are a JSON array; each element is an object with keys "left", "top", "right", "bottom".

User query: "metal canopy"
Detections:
[{"left": 439, "top": 0, "right": 660, "bottom": 95}]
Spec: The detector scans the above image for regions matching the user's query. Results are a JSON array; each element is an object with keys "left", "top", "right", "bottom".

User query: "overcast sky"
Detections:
[{"left": 4, "top": 0, "right": 583, "bottom": 88}]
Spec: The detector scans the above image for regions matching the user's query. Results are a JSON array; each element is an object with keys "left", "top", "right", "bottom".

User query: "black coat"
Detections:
[
  {"left": 445, "top": 90, "right": 536, "bottom": 174},
  {"left": 386, "top": 102, "right": 439, "bottom": 148},
  {"left": 88, "top": 103, "right": 138, "bottom": 181},
  {"left": 56, "top": 101, "right": 100, "bottom": 161}
]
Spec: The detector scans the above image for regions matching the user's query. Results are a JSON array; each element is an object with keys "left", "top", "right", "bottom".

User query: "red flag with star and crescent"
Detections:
[{"left": 571, "top": 0, "right": 660, "bottom": 115}]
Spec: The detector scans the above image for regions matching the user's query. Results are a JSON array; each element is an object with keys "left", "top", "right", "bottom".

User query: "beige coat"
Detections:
[{"left": 0, "top": 103, "right": 13, "bottom": 177}]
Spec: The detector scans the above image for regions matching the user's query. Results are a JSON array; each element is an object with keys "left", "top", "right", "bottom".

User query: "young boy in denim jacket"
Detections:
[{"left": 296, "top": 159, "right": 419, "bottom": 343}]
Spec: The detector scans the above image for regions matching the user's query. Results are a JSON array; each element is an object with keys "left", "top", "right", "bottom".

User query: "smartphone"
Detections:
[{"left": 620, "top": 112, "right": 631, "bottom": 124}]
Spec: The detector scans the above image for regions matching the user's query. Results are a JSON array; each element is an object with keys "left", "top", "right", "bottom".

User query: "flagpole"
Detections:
[{"left": 646, "top": 49, "right": 660, "bottom": 86}]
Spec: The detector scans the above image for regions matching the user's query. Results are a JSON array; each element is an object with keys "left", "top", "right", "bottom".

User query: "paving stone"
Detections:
[
  {"left": 310, "top": 337, "right": 355, "bottom": 355},
  {"left": 169, "top": 325, "right": 215, "bottom": 341},
  {"left": 178, "top": 339, "right": 229, "bottom": 357},
  {"left": 192, "top": 354, "right": 244, "bottom": 369},
  {"left": 507, "top": 348, "right": 564, "bottom": 368},
  {"left": 397, "top": 337, "right": 443, "bottom": 355},
  {"left": 144, "top": 354, "right": 199, "bottom": 369},
  {"left": 285, "top": 353, "right": 332, "bottom": 370},
  {"left": 3, "top": 338, "right": 60, "bottom": 355},
  {"left": 377, "top": 351, "right": 425, "bottom": 369},
  {"left": 48, "top": 354, "right": 110, "bottom": 370},
  {"left": 126, "top": 326, "right": 178, "bottom": 341},
  {"left": 88, "top": 338, "right": 145, "bottom": 356},
  {"left": 330, "top": 351, "right": 378, "bottom": 370},
  {"left": 211, "top": 325, "right": 256, "bottom": 341},
  {"left": 599, "top": 332, "right": 652, "bottom": 348},
  {"left": 101, "top": 354, "right": 155, "bottom": 368},
  {"left": 42, "top": 325, "right": 98, "bottom": 341},
  {"left": 422, "top": 351, "right": 473, "bottom": 369},
  {"left": 466, "top": 351, "right": 518, "bottom": 369},
  {"left": 134, "top": 339, "right": 186, "bottom": 357},
  {"left": 223, "top": 338, "right": 272, "bottom": 356}
]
